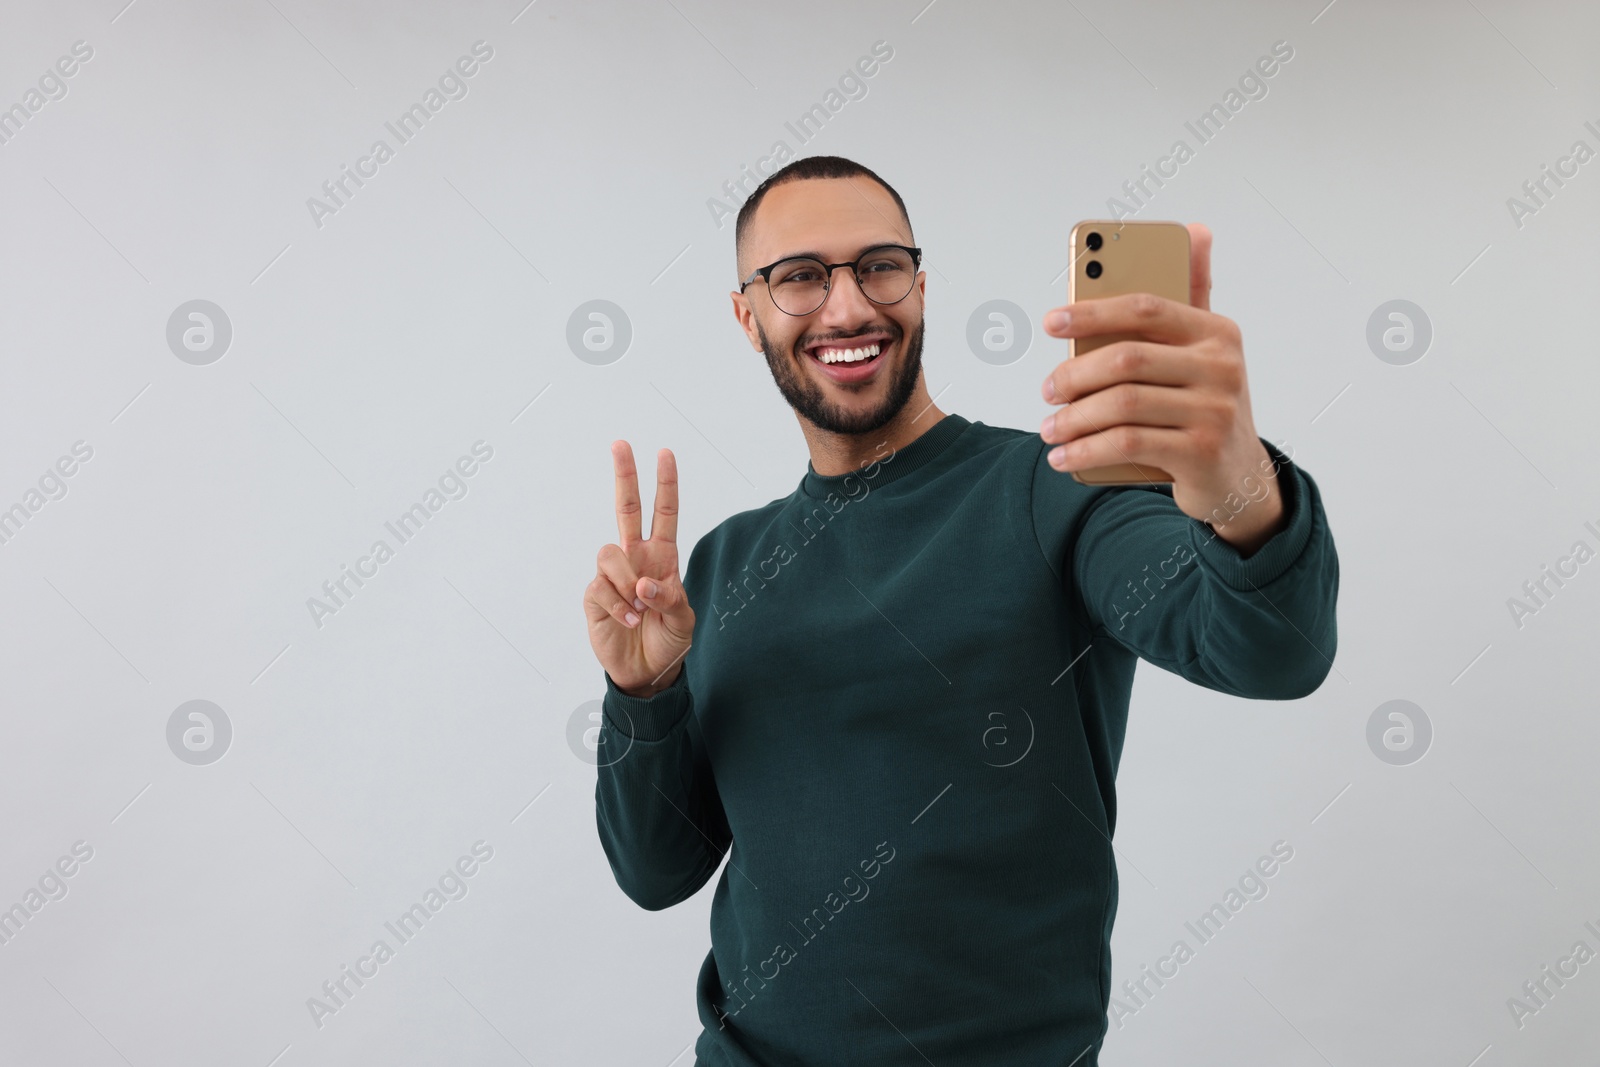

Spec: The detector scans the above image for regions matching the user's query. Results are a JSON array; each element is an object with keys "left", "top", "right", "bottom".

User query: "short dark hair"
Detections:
[{"left": 735, "top": 155, "right": 913, "bottom": 279}]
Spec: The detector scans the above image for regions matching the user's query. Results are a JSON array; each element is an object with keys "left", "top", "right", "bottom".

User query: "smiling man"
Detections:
[{"left": 585, "top": 155, "right": 1339, "bottom": 1066}]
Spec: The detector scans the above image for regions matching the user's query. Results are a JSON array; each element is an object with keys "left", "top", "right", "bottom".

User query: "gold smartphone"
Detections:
[{"left": 1065, "top": 219, "right": 1191, "bottom": 486}]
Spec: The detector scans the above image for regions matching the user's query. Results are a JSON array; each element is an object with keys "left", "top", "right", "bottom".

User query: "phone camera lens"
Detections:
[
  {"left": 1086, "top": 260, "right": 1102, "bottom": 279},
  {"left": 1085, "top": 232, "right": 1103, "bottom": 251}
]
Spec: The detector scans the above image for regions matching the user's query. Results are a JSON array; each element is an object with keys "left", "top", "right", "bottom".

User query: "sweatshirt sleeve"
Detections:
[
  {"left": 1030, "top": 437, "right": 1340, "bottom": 700},
  {"left": 593, "top": 662, "right": 732, "bottom": 911}
]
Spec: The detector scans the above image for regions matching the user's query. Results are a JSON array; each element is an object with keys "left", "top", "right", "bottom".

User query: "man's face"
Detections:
[{"left": 733, "top": 177, "right": 927, "bottom": 436}]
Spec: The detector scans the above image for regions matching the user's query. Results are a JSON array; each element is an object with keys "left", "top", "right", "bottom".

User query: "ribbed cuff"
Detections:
[
  {"left": 1190, "top": 438, "right": 1314, "bottom": 590},
  {"left": 602, "top": 667, "right": 692, "bottom": 742}
]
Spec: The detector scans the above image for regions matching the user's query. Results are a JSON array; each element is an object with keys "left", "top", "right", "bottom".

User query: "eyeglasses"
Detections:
[{"left": 739, "top": 243, "right": 922, "bottom": 317}]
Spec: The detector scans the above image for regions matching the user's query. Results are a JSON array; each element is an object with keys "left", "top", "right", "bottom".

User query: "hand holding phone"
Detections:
[
  {"left": 1061, "top": 219, "right": 1191, "bottom": 485},
  {"left": 1039, "top": 223, "right": 1290, "bottom": 554}
]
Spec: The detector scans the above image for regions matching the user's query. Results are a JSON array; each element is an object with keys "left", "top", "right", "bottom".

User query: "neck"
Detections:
[{"left": 800, "top": 379, "right": 947, "bottom": 476}]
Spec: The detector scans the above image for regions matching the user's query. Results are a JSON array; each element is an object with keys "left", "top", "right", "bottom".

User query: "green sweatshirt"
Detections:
[{"left": 594, "top": 412, "right": 1338, "bottom": 1066}]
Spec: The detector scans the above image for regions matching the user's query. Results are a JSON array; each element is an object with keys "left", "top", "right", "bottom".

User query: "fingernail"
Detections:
[
  {"left": 1047, "top": 310, "right": 1070, "bottom": 331},
  {"left": 624, "top": 611, "right": 640, "bottom": 626},
  {"left": 633, "top": 597, "right": 646, "bottom": 612},
  {"left": 1044, "top": 377, "right": 1059, "bottom": 402},
  {"left": 1049, "top": 446, "right": 1066, "bottom": 468},
  {"left": 1039, "top": 413, "right": 1053, "bottom": 438},
  {"left": 642, "top": 580, "right": 658, "bottom": 599}
]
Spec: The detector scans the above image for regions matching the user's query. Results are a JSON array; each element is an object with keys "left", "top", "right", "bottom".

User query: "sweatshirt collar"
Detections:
[{"left": 799, "top": 413, "right": 971, "bottom": 500}]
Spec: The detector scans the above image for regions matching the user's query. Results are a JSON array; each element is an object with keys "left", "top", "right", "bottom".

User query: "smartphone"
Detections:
[{"left": 1065, "top": 219, "right": 1191, "bottom": 486}]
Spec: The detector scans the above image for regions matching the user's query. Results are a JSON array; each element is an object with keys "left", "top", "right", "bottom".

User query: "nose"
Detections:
[{"left": 818, "top": 265, "right": 875, "bottom": 321}]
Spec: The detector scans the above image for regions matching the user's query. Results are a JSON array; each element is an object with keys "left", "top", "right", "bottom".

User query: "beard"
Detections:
[{"left": 756, "top": 315, "right": 926, "bottom": 437}]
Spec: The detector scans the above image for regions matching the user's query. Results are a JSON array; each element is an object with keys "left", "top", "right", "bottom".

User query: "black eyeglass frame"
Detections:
[{"left": 739, "top": 243, "right": 923, "bottom": 316}]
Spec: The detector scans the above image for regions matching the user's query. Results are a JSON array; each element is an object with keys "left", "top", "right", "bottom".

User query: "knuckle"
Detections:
[
  {"left": 1130, "top": 292, "right": 1161, "bottom": 319},
  {"left": 1115, "top": 382, "right": 1141, "bottom": 417},
  {"left": 1113, "top": 344, "right": 1142, "bottom": 376},
  {"left": 1209, "top": 395, "right": 1236, "bottom": 426},
  {"left": 1112, "top": 424, "right": 1142, "bottom": 453},
  {"left": 1212, "top": 353, "right": 1244, "bottom": 392}
]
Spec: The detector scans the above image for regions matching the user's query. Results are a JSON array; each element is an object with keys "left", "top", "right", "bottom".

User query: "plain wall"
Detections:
[{"left": 0, "top": 1, "right": 1596, "bottom": 1064}]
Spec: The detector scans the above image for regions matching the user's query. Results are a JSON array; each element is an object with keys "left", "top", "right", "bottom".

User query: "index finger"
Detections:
[
  {"left": 1061, "top": 291, "right": 1211, "bottom": 345},
  {"left": 611, "top": 440, "right": 642, "bottom": 547},
  {"left": 649, "top": 448, "right": 679, "bottom": 545}
]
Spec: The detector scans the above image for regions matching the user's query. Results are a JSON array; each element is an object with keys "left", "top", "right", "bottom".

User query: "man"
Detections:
[{"left": 584, "top": 155, "right": 1338, "bottom": 1066}]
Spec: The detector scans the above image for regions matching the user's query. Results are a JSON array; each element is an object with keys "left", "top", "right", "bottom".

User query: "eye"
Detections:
[
  {"left": 773, "top": 262, "right": 825, "bottom": 285},
  {"left": 859, "top": 248, "right": 913, "bottom": 275}
]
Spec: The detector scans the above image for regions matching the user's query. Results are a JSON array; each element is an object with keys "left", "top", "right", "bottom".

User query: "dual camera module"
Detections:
[{"left": 1084, "top": 231, "right": 1103, "bottom": 279}]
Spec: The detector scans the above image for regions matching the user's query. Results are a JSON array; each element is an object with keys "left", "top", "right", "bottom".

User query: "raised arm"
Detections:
[
  {"left": 1034, "top": 223, "right": 1339, "bottom": 698},
  {"left": 1038, "top": 440, "right": 1339, "bottom": 699},
  {"left": 585, "top": 442, "right": 730, "bottom": 909}
]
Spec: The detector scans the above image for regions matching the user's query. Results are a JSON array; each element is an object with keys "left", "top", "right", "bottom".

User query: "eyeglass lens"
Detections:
[{"left": 767, "top": 247, "right": 915, "bottom": 315}]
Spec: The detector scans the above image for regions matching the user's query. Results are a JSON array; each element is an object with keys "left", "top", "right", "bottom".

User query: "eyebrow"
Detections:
[{"left": 770, "top": 240, "right": 907, "bottom": 263}]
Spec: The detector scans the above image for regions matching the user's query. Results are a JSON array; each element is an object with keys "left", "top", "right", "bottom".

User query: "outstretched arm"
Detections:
[
  {"left": 1035, "top": 439, "right": 1338, "bottom": 699},
  {"left": 1034, "top": 223, "right": 1338, "bottom": 697}
]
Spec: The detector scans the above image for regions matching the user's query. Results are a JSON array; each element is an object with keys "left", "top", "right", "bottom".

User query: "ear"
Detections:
[
  {"left": 1186, "top": 222, "right": 1212, "bottom": 313},
  {"left": 730, "top": 291, "right": 762, "bottom": 352}
]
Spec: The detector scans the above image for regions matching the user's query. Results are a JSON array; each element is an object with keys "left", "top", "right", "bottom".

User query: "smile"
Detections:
[
  {"left": 812, "top": 341, "right": 881, "bottom": 365},
  {"left": 803, "top": 336, "right": 891, "bottom": 383}
]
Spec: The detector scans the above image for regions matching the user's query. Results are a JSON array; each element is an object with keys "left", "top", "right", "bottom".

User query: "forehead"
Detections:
[{"left": 747, "top": 177, "right": 910, "bottom": 266}]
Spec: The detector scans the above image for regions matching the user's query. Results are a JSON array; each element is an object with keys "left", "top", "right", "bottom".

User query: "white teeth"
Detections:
[{"left": 816, "top": 342, "right": 881, "bottom": 364}]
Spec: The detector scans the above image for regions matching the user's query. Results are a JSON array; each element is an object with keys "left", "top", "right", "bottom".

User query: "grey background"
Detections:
[{"left": 1, "top": 0, "right": 1597, "bottom": 1064}]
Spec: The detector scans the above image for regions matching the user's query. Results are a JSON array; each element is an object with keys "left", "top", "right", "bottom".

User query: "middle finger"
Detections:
[
  {"left": 1041, "top": 381, "right": 1198, "bottom": 446},
  {"left": 1044, "top": 340, "right": 1201, "bottom": 405}
]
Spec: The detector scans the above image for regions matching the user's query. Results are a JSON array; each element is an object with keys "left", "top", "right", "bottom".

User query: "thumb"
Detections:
[
  {"left": 637, "top": 572, "right": 693, "bottom": 631},
  {"left": 1187, "top": 222, "right": 1212, "bottom": 312}
]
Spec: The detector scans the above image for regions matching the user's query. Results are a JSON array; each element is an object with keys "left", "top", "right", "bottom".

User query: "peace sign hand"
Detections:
[{"left": 583, "top": 442, "right": 696, "bottom": 698}]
